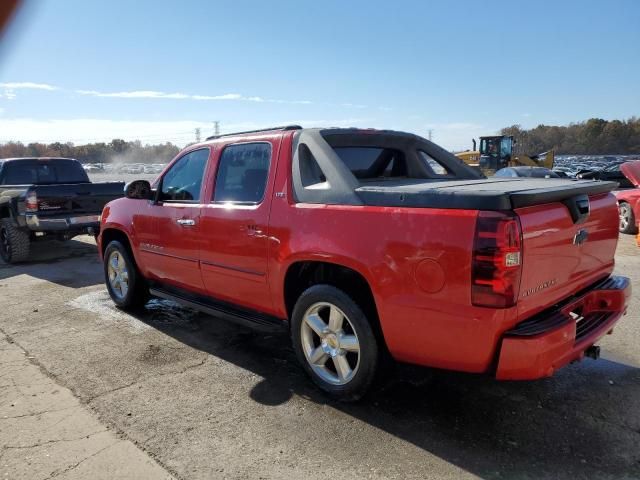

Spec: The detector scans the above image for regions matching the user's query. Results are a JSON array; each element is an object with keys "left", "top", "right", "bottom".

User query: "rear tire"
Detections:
[
  {"left": 103, "top": 240, "right": 149, "bottom": 309},
  {"left": 0, "top": 219, "right": 30, "bottom": 264},
  {"left": 291, "top": 284, "right": 379, "bottom": 402},
  {"left": 619, "top": 202, "right": 638, "bottom": 234}
]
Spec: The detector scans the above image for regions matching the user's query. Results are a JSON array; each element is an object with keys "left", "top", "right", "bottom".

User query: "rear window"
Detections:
[
  {"left": 1, "top": 160, "right": 89, "bottom": 185},
  {"left": 54, "top": 160, "right": 90, "bottom": 183},
  {"left": 332, "top": 147, "right": 407, "bottom": 179}
]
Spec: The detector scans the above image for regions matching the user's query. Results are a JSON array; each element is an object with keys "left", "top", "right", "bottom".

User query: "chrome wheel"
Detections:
[
  {"left": 300, "top": 302, "right": 360, "bottom": 386},
  {"left": 619, "top": 203, "right": 631, "bottom": 231},
  {"left": 107, "top": 250, "right": 129, "bottom": 300}
]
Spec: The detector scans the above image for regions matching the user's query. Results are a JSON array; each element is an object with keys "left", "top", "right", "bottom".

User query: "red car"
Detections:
[
  {"left": 615, "top": 161, "right": 640, "bottom": 234},
  {"left": 98, "top": 126, "right": 631, "bottom": 400}
]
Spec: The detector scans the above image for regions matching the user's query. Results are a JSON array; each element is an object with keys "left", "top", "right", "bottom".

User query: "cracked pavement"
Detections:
[
  {"left": 0, "top": 235, "right": 639, "bottom": 479},
  {"left": 0, "top": 336, "right": 172, "bottom": 479}
]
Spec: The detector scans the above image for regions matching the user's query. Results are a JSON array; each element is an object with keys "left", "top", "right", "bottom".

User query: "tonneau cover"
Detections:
[{"left": 355, "top": 178, "right": 618, "bottom": 210}]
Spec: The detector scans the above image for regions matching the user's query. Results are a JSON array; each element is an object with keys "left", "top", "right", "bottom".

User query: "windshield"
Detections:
[{"left": 480, "top": 137, "right": 501, "bottom": 157}]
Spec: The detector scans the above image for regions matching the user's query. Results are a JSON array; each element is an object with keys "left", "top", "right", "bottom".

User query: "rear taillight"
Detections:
[
  {"left": 472, "top": 211, "right": 522, "bottom": 308},
  {"left": 25, "top": 191, "right": 38, "bottom": 212}
]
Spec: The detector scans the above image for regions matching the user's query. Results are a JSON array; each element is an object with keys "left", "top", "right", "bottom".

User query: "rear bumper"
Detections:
[
  {"left": 24, "top": 214, "right": 101, "bottom": 233},
  {"left": 496, "top": 276, "right": 631, "bottom": 380}
]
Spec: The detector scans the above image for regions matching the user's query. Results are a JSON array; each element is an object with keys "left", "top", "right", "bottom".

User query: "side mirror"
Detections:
[{"left": 124, "top": 180, "right": 153, "bottom": 200}]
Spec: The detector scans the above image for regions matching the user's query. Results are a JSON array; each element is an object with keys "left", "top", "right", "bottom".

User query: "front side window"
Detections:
[
  {"left": 160, "top": 148, "right": 209, "bottom": 202},
  {"left": 213, "top": 143, "right": 271, "bottom": 203}
]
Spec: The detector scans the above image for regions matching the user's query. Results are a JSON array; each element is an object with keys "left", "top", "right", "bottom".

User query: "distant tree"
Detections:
[
  {"left": 500, "top": 117, "right": 640, "bottom": 154},
  {"left": 0, "top": 139, "right": 182, "bottom": 164}
]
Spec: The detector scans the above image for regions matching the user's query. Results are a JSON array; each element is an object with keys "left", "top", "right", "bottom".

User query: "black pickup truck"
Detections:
[{"left": 0, "top": 157, "right": 124, "bottom": 263}]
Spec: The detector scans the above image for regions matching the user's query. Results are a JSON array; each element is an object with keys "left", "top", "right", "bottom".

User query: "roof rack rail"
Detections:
[{"left": 205, "top": 125, "right": 302, "bottom": 141}]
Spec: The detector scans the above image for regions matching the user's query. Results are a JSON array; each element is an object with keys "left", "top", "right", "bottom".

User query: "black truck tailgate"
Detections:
[
  {"left": 28, "top": 182, "right": 124, "bottom": 216},
  {"left": 354, "top": 178, "right": 618, "bottom": 210}
]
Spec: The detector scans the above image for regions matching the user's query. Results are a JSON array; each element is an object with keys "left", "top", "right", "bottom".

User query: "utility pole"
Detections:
[
  {"left": 195, "top": 128, "right": 201, "bottom": 143},
  {"left": 213, "top": 121, "right": 220, "bottom": 137}
]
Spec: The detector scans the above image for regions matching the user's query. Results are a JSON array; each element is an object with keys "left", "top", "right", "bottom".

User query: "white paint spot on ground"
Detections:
[{"left": 68, "top": 290, "right": 150, "bottom": 333}]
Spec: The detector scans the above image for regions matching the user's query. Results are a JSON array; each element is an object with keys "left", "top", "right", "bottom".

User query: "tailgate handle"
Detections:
[{"left": 563, "top": 194, "right": 590, "bottom": 225}]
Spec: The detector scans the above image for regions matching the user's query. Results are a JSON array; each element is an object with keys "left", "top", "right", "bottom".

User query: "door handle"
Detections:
[
  {"left": 176, "top": 219, "right": 196, "bottom": 226},
  {"left": 246, "top": 224, "right": 263, "bottom": 235}
]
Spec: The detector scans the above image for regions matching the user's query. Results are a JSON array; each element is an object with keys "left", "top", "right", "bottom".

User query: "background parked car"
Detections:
[
  {"left": 494, "top": 166, "right": 560, "bottom": 178},
  {"left": 615, "top": 161, "right": 640, "bottom": 234},
  {"left": 0, "top": 157, "right": 124, "bottom": 263},
  {"left": 577, "top": 162, "right": 635, "bottom": 188}
]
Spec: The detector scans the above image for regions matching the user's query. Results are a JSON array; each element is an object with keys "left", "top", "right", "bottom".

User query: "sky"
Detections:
[{"left": 0, "top": 0, "right": 638, "bottom": 150}]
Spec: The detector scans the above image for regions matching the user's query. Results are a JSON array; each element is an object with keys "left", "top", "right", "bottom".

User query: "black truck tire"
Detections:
[
  {"left": 103, "top": 240, "right": 150, "bottom": 310},
  {"left": 0, "top": 218, "right": 31, "bottom": 264},
  {"left": 291, "top": 284, "right": 380, "bottom": 402}
]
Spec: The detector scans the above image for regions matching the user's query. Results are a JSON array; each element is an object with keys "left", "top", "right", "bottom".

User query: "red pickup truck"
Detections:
[{"left": 98, "top": 126, "right": 631, "bottom": 400}]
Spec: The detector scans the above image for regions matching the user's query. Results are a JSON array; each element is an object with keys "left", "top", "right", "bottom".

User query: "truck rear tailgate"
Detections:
[
  {"left": 515, "top": 192, "right": 619, "bottom": 320},
  {"left": 29, "top": 182, "right": 124, "bottom": 216}
]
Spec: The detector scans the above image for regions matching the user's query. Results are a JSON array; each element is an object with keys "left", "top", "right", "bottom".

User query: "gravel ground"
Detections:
[{"left": 0, "top": 234, "right": 639, "bottom": 480}]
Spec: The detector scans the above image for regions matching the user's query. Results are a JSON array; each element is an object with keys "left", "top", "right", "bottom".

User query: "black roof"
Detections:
[{"left": 0, "top": 157, "right": 77, "bottom": 162}]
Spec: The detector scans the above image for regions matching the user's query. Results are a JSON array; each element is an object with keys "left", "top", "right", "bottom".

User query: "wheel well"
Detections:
[
  {"left": 284, "top": 261, "right": 383, "bottom": 338},
  {"left": 0, "top": 205, "right": 10, "bottom": 219},
  {"left": 100, "top": 228, "right": 133, "bottom": 257}
]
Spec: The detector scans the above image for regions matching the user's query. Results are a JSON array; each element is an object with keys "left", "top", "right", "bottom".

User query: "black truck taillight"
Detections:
[
  {"left": 25, "top": 191, "right": 38, "bottom": 212},
  {"left": 472, "top": 211, "right": 523, "bottom": 308}
]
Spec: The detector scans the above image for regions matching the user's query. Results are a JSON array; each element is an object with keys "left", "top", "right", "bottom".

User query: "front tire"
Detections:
[
  {"left": 619, "top": 202, "right": 638, "bottom": 234},
  {"left": 0, "top": 219, "right": 30, "bottom": 264},
  {"left": 103, "top": 240, "right": 149, "bottom": 309},
  {"left": 291, "top": 284, "right": 379, "bottom": 401}
]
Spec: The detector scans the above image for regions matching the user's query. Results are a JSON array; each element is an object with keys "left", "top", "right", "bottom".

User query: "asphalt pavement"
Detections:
[{"left": 0, "top": 234, "right": 639, "bottom": 480}]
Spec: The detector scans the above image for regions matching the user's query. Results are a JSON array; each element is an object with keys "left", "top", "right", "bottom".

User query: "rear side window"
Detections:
[
  {"left": 160, "top": 148, "right": 209, "bottom": 202},
  {"left": 332, "top": 147, "right": 407, "bottom": 179},
  {"left": 213, "top": 143, "right": 271, "bottom": 203},
  {"left": 418, "top": 151, "right": 451, "bottom": 176}
]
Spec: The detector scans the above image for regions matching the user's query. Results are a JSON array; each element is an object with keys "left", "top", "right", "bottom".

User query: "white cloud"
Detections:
[
  {"left": 0, "top": 91, "right": 16, "bottom": 100},
  {"left": 0, "top": 82, "right": 58, "bottom": 91},
  {"left": 77, "top": 90, "right": 190, "bottom": 99},
  {"left": 76, "top": 89, "right": 310, "bottom": 105},
  {"left": 339, "top": 103, "right": 367, "bottom": 109}
]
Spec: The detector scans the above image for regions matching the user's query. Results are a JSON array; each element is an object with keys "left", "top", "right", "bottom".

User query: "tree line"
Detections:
[
  {"left": 0, "top": 139, "right": 180, "bottom": 164},
  {"left": 1, "top": 117, "right": 640, "bottom": 161},
  {"left": 501, "top": 117, "right": 640, "bottom": 155}
]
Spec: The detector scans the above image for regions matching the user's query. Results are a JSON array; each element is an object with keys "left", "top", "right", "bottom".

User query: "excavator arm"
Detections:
[{"left": 512, "top": 149, "right": 555, "bottom": 169}]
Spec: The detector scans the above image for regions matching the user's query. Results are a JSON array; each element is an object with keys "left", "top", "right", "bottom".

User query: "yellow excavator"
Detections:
[{"left": 456, "top": 135, "right": 554, "bottom": 176}]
